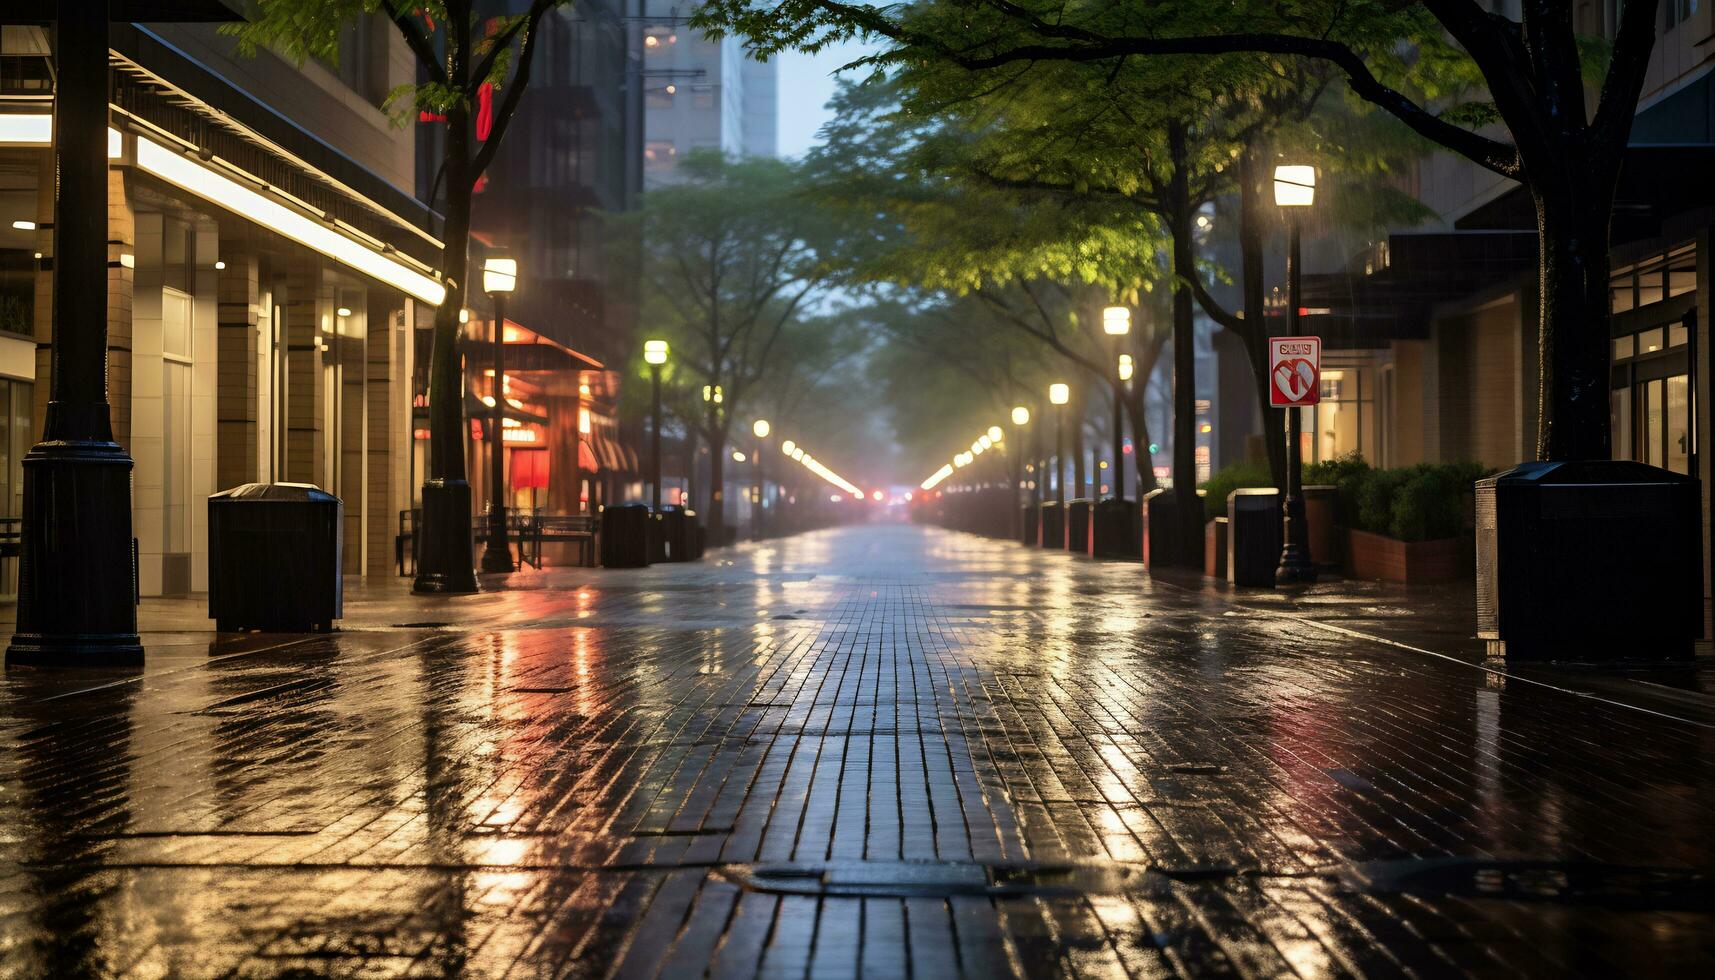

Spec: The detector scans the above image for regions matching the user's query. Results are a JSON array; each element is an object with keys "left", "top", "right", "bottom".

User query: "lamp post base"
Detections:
[
  {"left": 480, "top": 507, "right": 515, "bottom": 573},
  {"left": 6, "top": 438, "right": 143, "bottom": 668},
  {"left": 413, "top": 479, "right": 480, "bottom": 594},
  {"left": 1275, "top": 543, "right": 1319, "bottom": 585}
]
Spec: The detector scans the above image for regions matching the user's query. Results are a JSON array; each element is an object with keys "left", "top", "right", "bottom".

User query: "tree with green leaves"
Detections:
[
  {"left": 702, "top": 0, "right": 1663, "bottom": 464},
  {"left": 608, "top": 151, "right": 837, "bottom": 542},
  {"left": 230, "top": 0, "right": 564, "bottom": 593}
]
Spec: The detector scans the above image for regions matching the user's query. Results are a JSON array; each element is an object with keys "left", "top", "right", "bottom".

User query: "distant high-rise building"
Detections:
[{"left": 637, "top": 6, "right": 779, "bottom": 184}]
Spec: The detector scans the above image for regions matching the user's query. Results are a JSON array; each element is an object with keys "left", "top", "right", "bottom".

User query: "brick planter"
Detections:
[{"left": 1344, "top": 528, "right": 1463, "bottom": 584}]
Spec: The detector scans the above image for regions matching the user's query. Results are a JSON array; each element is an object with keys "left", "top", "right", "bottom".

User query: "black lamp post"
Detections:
[
  {"left": 1274, "top": 164, "right": 1319, "bottom": 585},
  {"left": 8, "top": 5, "right": 141, "bottom": 665},
  {"left": 644, "top": 340, "right": 668, "bottom": 512},
  {"left": 479, "top": 257, "right": 517, "bottom": 574},
  {"left": 1049, "top": 383, "right": 1070, "bottom": 517},
  {"left": 752, "top": 418, "right": 770, "bottom": 539},
  {"left": 1102, "top": 307, "right": 1131, "bottom": 501}
]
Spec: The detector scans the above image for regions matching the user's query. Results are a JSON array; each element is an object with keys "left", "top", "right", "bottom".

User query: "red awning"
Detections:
[
  {"left": 510, "top": 448, "right": 549, "bottom": 489},
  {"left": 578, "top": 441, "right": 600, "bottom": 473}
]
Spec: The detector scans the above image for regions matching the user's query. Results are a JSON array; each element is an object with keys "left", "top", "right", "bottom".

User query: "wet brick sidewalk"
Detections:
[{"left": 1, "top": 524, "right": 1713, "bottom": 977}]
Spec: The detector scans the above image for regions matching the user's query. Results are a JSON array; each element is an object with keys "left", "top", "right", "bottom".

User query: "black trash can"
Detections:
[
  {"left": 601, "top": 503, "right": 652, "bottom": 568},
  {"left": 1020, "top": 503, "right": 1039, "bottom": 545},
  {"left": 208, "top": 483, "right": 342, "bottom": 632},
  {"left": 1142, "top": 488, "right": 1203, "bottom": 569},
  {"left": 687, "top": 513, "right": 706, "bottom": 560},
  {"left": 1227, "top": 487, "right": 1282, "bottom": 588},
  {"left": 1092, "top": 497, "right": 1139, "bottom": 559},
  {"left": 1066, "top": 498, "right": 1094, "bottom": 553},
  {"left": 657, "top": 505, "right": 695, "bottom": 563},
  {"left": 1477, "top": 460, "right": 1703, "bottom": 661},
  {"left": 1037, "top": 501, "right": 1064, "bottom": 549}
]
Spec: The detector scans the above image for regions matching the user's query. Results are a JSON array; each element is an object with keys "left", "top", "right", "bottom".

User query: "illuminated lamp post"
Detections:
[
  {"left": 1273, "top": 164, "right": 1318, "bottom": 585},
  {"left": 752, "top": 418, "right": 770, "bottom": 539},
  {"left": 7, "top": 1, "right": 249, "bottom": 664},
  {"left": 643, "top": 340, "right": 668, "bottom": 513},
  {"left": 1102, "top": 306, "right": 1131, "bottom": 501},
  {"left": 1049, "top": 383, "right": 1070, "bottom": 508},
  {"left": 479, "top": 256, "right": 518, "bottom": 573}
]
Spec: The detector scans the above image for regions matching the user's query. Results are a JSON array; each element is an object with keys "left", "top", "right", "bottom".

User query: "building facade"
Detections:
[
  {"left": 2, "top": 16, "right": 435, "bottom": 595},
  {"left": 636, "top": 1, "right": 777, "bottom": 185}
]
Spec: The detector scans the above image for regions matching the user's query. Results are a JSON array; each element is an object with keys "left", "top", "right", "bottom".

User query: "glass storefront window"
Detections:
[
  {"left": 1610, "top": 242, "right": 1698, "bottom": 312},
  {"left": 1666, "top": 375, "right": 1691, "bottom": 475},
  {"left": 1613, "top": 335, "right": 1635, "bottom": 360},
  {"left": 1611, "top": 388, "right": 1631, "bottom": 461},
  {"left": 1644, "top": 379, "right": 1664, "bottom": 468}
]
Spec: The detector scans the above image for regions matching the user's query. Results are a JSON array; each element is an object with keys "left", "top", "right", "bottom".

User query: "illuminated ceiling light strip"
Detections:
[
  {"left": 0, "top": 115, "right": 123, "bottom": 158},
  {"left": 137, "top": 137, "right": 445, "bottom": 305},
  {"left": 920, "top": 464, "right": 954, "bottom": 491}
]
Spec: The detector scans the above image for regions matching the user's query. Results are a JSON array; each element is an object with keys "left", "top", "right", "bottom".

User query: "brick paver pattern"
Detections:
[{"left": 2, "top": 525, "right": 1712, "bottom": 977}]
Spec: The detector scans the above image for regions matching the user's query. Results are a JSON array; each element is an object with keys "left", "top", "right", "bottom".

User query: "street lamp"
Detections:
[
  {"left": 1103, "top": 306, "right": 1131, "bottom": 502},
  {"left": 643, "top": 339, "right": 668, "bottom": 517},
  {"left": 1273, "top": 164, "right": 1318, "bottom": 585},
  {"left": 752, "top": 418, "right": 770, "bottom": 539},
  {"left": 479, "top": 256, "right": 519, "bottom": 573},
  {"left": 1049, "top": 383, "right": 1070, "bottom": 519}
]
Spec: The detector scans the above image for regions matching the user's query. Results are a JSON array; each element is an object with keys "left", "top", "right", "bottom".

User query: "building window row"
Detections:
[{"left": 1610, "top": 243, "right": 1696, "bottom": 314}]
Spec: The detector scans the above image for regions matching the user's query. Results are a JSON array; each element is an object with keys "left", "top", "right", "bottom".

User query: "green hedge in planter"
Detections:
[
  {"left": 1305, "top": 453, "right": 1489, "bottom": 543},
  {"left": 1197, "top": 460, "right": 1274, "bottom": 522}
]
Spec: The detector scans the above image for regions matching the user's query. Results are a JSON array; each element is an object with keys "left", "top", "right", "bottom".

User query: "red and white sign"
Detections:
[{"left": 1269, "top": 335, "right": 1321, "bottom": 407}]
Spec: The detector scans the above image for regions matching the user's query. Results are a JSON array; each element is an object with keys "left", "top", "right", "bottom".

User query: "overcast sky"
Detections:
[{"left": 774, "top": 40, "right": 881, "bottom": 158}]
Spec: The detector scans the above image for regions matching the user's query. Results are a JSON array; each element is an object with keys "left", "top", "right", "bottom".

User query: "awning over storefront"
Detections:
[{"left": 1297, "top": 230, "right": 1537, "bottom": 348}]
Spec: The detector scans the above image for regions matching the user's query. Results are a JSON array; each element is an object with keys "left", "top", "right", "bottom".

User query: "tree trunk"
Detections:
[
  {"left": 707, "top": 426, "right": 727, "bottom": 542},
  {"left": 1238, "top": 142, "right": 1288, "bottom": 488},
  {"left": 413, "top": 100, "right": 478, "bottom": 593},
  {"left": 1124, "top": 386, "right": 1156, "bottom": 497},
  {"left": 1167, "top": 121, "right": 1202, "bottom": 566},
  {"left": 1071, "top": 392, "right": 1087, "bottom": 500},
  {"left": 1534, "top": 181, "right": 1617, "bottom": 461}
]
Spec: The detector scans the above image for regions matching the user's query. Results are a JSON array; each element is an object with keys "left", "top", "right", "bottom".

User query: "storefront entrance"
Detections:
[{"left": 1612, "top": 314, "right": 1696, "bottom": 475}]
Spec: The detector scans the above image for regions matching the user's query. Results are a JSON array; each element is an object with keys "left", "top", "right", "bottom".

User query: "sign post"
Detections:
[{"left": 1270, "top": 335, "right": 1321, "bottom": 583}]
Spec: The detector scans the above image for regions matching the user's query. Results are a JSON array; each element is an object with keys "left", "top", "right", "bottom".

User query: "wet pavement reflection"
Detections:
[{"left": 2, "top": 524, "right": 1713, "bottom": 976}]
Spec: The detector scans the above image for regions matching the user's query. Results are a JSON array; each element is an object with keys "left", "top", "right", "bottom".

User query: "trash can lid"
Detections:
[
  {"left": 208, "top": 482, "right": 339, "bottom": 503},
  {"left": 1478, "top": 460, "right": 1697, "bottom": 487},
  {"left": 605, "top": 501, "right": 651, "bottom": 512}
]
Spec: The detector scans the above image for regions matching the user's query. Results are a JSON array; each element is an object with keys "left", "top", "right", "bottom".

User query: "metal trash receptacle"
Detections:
[
  {"left": 601, "top": 503, "right": 652, "bottom": 568},
  {"left": 1065, "top": 499, "right": 1093, "bottom": 552},
  {"left": 657, "top": 505, "right": 695, "bottom": 562},
  {"left": 1020, "top": 503, "right": 1039, "bottom": 545},
  {"left": 1092, "top": 497, "right": 1139, "bottom": 559},
  {"left": 1227, "top": 487, "right": 1282, "bottom": 587},
  {"left": 1037, "top": 501, "right": 1064, "bottom": 549},
  {"left": 208, "top": 482, "right": 342, "bottom": 631}
]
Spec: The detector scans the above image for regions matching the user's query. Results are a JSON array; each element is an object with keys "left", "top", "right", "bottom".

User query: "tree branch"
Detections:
[{"left": 471, "top": 0, "right": 552, "bottom": 178}]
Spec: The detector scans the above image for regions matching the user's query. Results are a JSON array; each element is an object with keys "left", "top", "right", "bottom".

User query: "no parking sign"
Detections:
[{"left": 1269, "top": 336, "right": 1321, "bottom": 407}]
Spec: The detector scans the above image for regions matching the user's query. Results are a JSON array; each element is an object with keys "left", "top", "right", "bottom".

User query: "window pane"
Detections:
[
  {"left": 1668, "top": 265, "right": 1696, "bottom": 297},
  {"left": 1666, "top": 374, "right": 1691, "bottom": 474},
  {"left": 1668, "top": 321, "right": 1688, "bottom": 347},
  {"left": 1611, "top": 284, "right": 1634, "bottom": 313},
  {"left": 1613, "top": 335, "right": 1635, "bottom": 360},
  {"left": 1611, "top": 387, "right": 1632, "bottom": 461},
  {"left": 1645, "top": 379, "right": 1665, "bottom": 468},
  {"left": 1637, "top": 268, "right": 1664, "bottom": 307},
  {"left": 1638, "top": 326, "right": 1665, "bottom": 354}
]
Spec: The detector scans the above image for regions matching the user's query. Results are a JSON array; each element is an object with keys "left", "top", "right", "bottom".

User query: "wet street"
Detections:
[{"left": 2, "top": 523, "right": 1713, "bottom": 977}]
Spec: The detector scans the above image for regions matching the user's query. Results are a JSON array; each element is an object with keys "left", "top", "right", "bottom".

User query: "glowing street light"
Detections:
[
  {"left": 1048, "top": 383, "right": 1069, "bottom": 531},
  {"left": 1119, "top": 353, "right": 1134, "bottom": 381},
  {"left": 1102, "top": 307, "right": 1132, "bottom": 505},
  {"left": 1049, "top": 383, "right": 1070, "bottom": 405},
  {"left": 1011, "top": 406, "right": 1030, "bottom": 426},
  {"left": 480, "top": 255, "right": 519, "bottom": 573},
  {"left": 752, "top": 418, "right": 771, "bottom": 439},
  {"left": 751, "top": 419, "right": 771, "bottom": 540},
  {"left": 986, "top": 425, "right": 1003, "bottom": 443},
  {"left": 781, "top": 439, "right": 796, "bottom": 455},
  {"left": 1274, "top": 163, "right": 1318, "bottom": 585}
]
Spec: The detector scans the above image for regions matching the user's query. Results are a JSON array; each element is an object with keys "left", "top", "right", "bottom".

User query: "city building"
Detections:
[
  {"left": 1297, "top": 1, "right": 1713, "bottom": 636},
  {"left": 636, "top": 2, "right": 778, "bottom": 185},
  {"left": 1, "top": 16, "right": 436, "bottom": 596},
  {"left": 410, "top": 0, "right": 646, "bottom": 547}
]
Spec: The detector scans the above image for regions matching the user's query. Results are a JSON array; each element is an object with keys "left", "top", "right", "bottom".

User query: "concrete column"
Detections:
[
  {"left": 365, "top": 297, "right": 406, "bottom": 577},
  {"left": 215, "top": 248, "right": 260, "bottom": 490},
  {"left": 282, "top": 255, "right": 325, "bottom": 486},
  {"left": 339, "top": 302, "right": 367, "bottom": 575}
]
